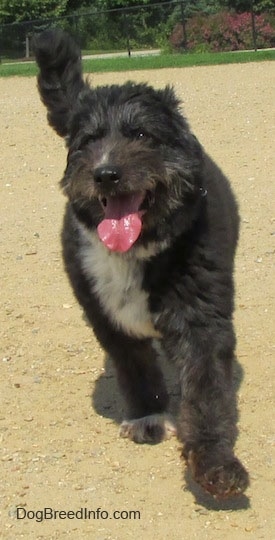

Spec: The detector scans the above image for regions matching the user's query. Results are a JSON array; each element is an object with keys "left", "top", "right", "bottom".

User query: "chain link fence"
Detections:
[{"left": 0, "top": 1, "right": 274, "bottom": 61}]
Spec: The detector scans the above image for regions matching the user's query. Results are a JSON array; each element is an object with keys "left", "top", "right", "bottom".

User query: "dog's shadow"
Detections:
[
  {"left": 92, "top": 354, "right": 126, "bottom": 423},
  {"left": 91, "top": 353, "right": 249, "bottom": 510}
]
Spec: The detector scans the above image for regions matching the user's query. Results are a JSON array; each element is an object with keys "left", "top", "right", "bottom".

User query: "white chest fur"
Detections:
[{"left": 79, "top": 230, "right": 160, "bottom": 339}]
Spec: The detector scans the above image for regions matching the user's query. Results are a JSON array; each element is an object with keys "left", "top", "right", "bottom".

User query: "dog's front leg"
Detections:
[
  {"left": 88, "top": 317, "right": 175, "bottom": 444},
  {"left": 163, "top": 327, "right": 249, "bottom": 499},
  {"left": 108, "top": 336, "right": 176, "bottom": 444}
]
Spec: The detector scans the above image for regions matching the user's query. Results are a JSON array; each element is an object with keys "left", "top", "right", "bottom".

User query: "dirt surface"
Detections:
[{"left": 1, "top": 62, "right": 274, "bottom": 540}]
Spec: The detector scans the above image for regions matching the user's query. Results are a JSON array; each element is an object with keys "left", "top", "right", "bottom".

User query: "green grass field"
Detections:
[{"left": 0, "top": 49, "right": 274, "bottom": 77}]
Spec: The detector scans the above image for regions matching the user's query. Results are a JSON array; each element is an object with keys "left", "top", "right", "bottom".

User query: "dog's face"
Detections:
[{"left": 34, "top": 30, "right": 204, "bottom": 253}]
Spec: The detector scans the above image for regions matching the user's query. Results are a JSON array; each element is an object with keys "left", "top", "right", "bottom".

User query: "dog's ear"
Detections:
[
  {"left": 158, "top": 85, "right": 181, "bottom": 111},
  {"left": 33, "top": 29, "right": 85, "bottom": 137}
]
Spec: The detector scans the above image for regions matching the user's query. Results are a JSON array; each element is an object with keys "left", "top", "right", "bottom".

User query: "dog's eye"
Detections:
[
  {"left": 123, "top": 126, "right": 149, "bottom": 141},
  {"left": 136, "top": 131, "right": 146, "bottom": 139},
  {"left": 78, "top": 130, "right": 105, "bottom": 150},
  {"left": 78, "top": 136, "right": 94, "bottom": 150},
  {"left": 133, "top": 129, "right": 149, "bottom": 141}
]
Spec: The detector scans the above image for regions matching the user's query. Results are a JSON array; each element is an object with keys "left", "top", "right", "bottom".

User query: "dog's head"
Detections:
[{"left": 34, "top": 29, "right": 204, "bottom": 254}]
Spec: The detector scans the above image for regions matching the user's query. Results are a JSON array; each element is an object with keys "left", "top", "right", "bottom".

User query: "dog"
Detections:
[{"left": 33, "top": 29, "right": 249, "bottom": 499}]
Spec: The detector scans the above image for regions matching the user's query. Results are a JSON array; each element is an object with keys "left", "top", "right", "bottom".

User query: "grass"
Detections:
[
  {"left": 83, "top": 48, "right": 275, "bottom": 72},
  {"left": 0, "top": 48, "right": 274, "bottom": 77}
]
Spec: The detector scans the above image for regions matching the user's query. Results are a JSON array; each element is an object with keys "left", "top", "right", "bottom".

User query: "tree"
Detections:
[
  {"left": 98, "top": 0, "right": 166, "bottom": 7},
  {"left": 220, "top": 0, "right": 275, "bottom": 13},
  {"left": 166, "top": 0, "right": 222, "bottom": 50},
  {"left": 220, "top": 0, "right": 275, "bottom": 50},
  {"left": 0, "top": 0, "right": 68, "bottom": 24}
]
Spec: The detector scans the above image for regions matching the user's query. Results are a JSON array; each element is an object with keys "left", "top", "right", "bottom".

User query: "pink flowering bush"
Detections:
[{"left": 169, "top": 11, "right": 275, "bottom": 52}]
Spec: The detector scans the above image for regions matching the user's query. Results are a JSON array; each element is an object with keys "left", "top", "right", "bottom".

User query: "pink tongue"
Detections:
[{"left": 97, "top": 194, "right": 143, "bottom": 252}]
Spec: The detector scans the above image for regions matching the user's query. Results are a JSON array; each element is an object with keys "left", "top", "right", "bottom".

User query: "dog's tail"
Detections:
[{"left": 33, "top": 29, "right": 85, "bottom": 137}]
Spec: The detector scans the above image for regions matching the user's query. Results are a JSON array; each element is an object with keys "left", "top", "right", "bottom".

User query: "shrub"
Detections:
[{"left": 169, "top": 11, "right": 275, "bottom": 52}]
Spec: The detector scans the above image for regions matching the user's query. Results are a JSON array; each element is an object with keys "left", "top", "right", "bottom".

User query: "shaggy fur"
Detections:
[{"left": 33, "top": 29, "right": 249, "bottom": 499}]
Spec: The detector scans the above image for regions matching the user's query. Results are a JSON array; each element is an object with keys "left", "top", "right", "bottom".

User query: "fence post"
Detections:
[
  {"left": 250, "top": 1, "right": 257, "bottom": 51},
  {"left": 25, "top": 34, "right": 30, "bottom": 58},
  {"left": 180, "top": 1, "right": 187, "bottom": 50},
  {"left": 124, "top": 12, "right": 131, "bottom": 57}
]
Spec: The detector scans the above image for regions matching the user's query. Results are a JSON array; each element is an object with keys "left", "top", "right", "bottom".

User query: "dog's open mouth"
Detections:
[{"left": 97, "top": 191, "right": 147, "bottom": 252}]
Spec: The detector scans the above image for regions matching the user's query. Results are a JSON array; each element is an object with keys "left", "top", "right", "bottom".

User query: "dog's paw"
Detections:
[
  {"left": 119, "top": 413, "right": 177, "bottom": 444},
  {"left": 185, "top": 449, "right": 249, "bottom": 499}
]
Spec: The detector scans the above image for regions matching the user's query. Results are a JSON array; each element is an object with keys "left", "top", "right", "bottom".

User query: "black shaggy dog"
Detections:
[{"left": 33, "top": 29, "right": 249, "bottom": 499}]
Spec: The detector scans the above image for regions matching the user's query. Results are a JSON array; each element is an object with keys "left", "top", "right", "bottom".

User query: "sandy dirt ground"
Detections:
[{"left": 0, "top": 62, "right": 274, "bottom": 540}]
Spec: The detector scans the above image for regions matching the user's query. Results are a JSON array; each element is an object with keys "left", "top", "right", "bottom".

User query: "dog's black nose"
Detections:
[{"left": 94, "top": 165, "right": 121, "bottom": 187}]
